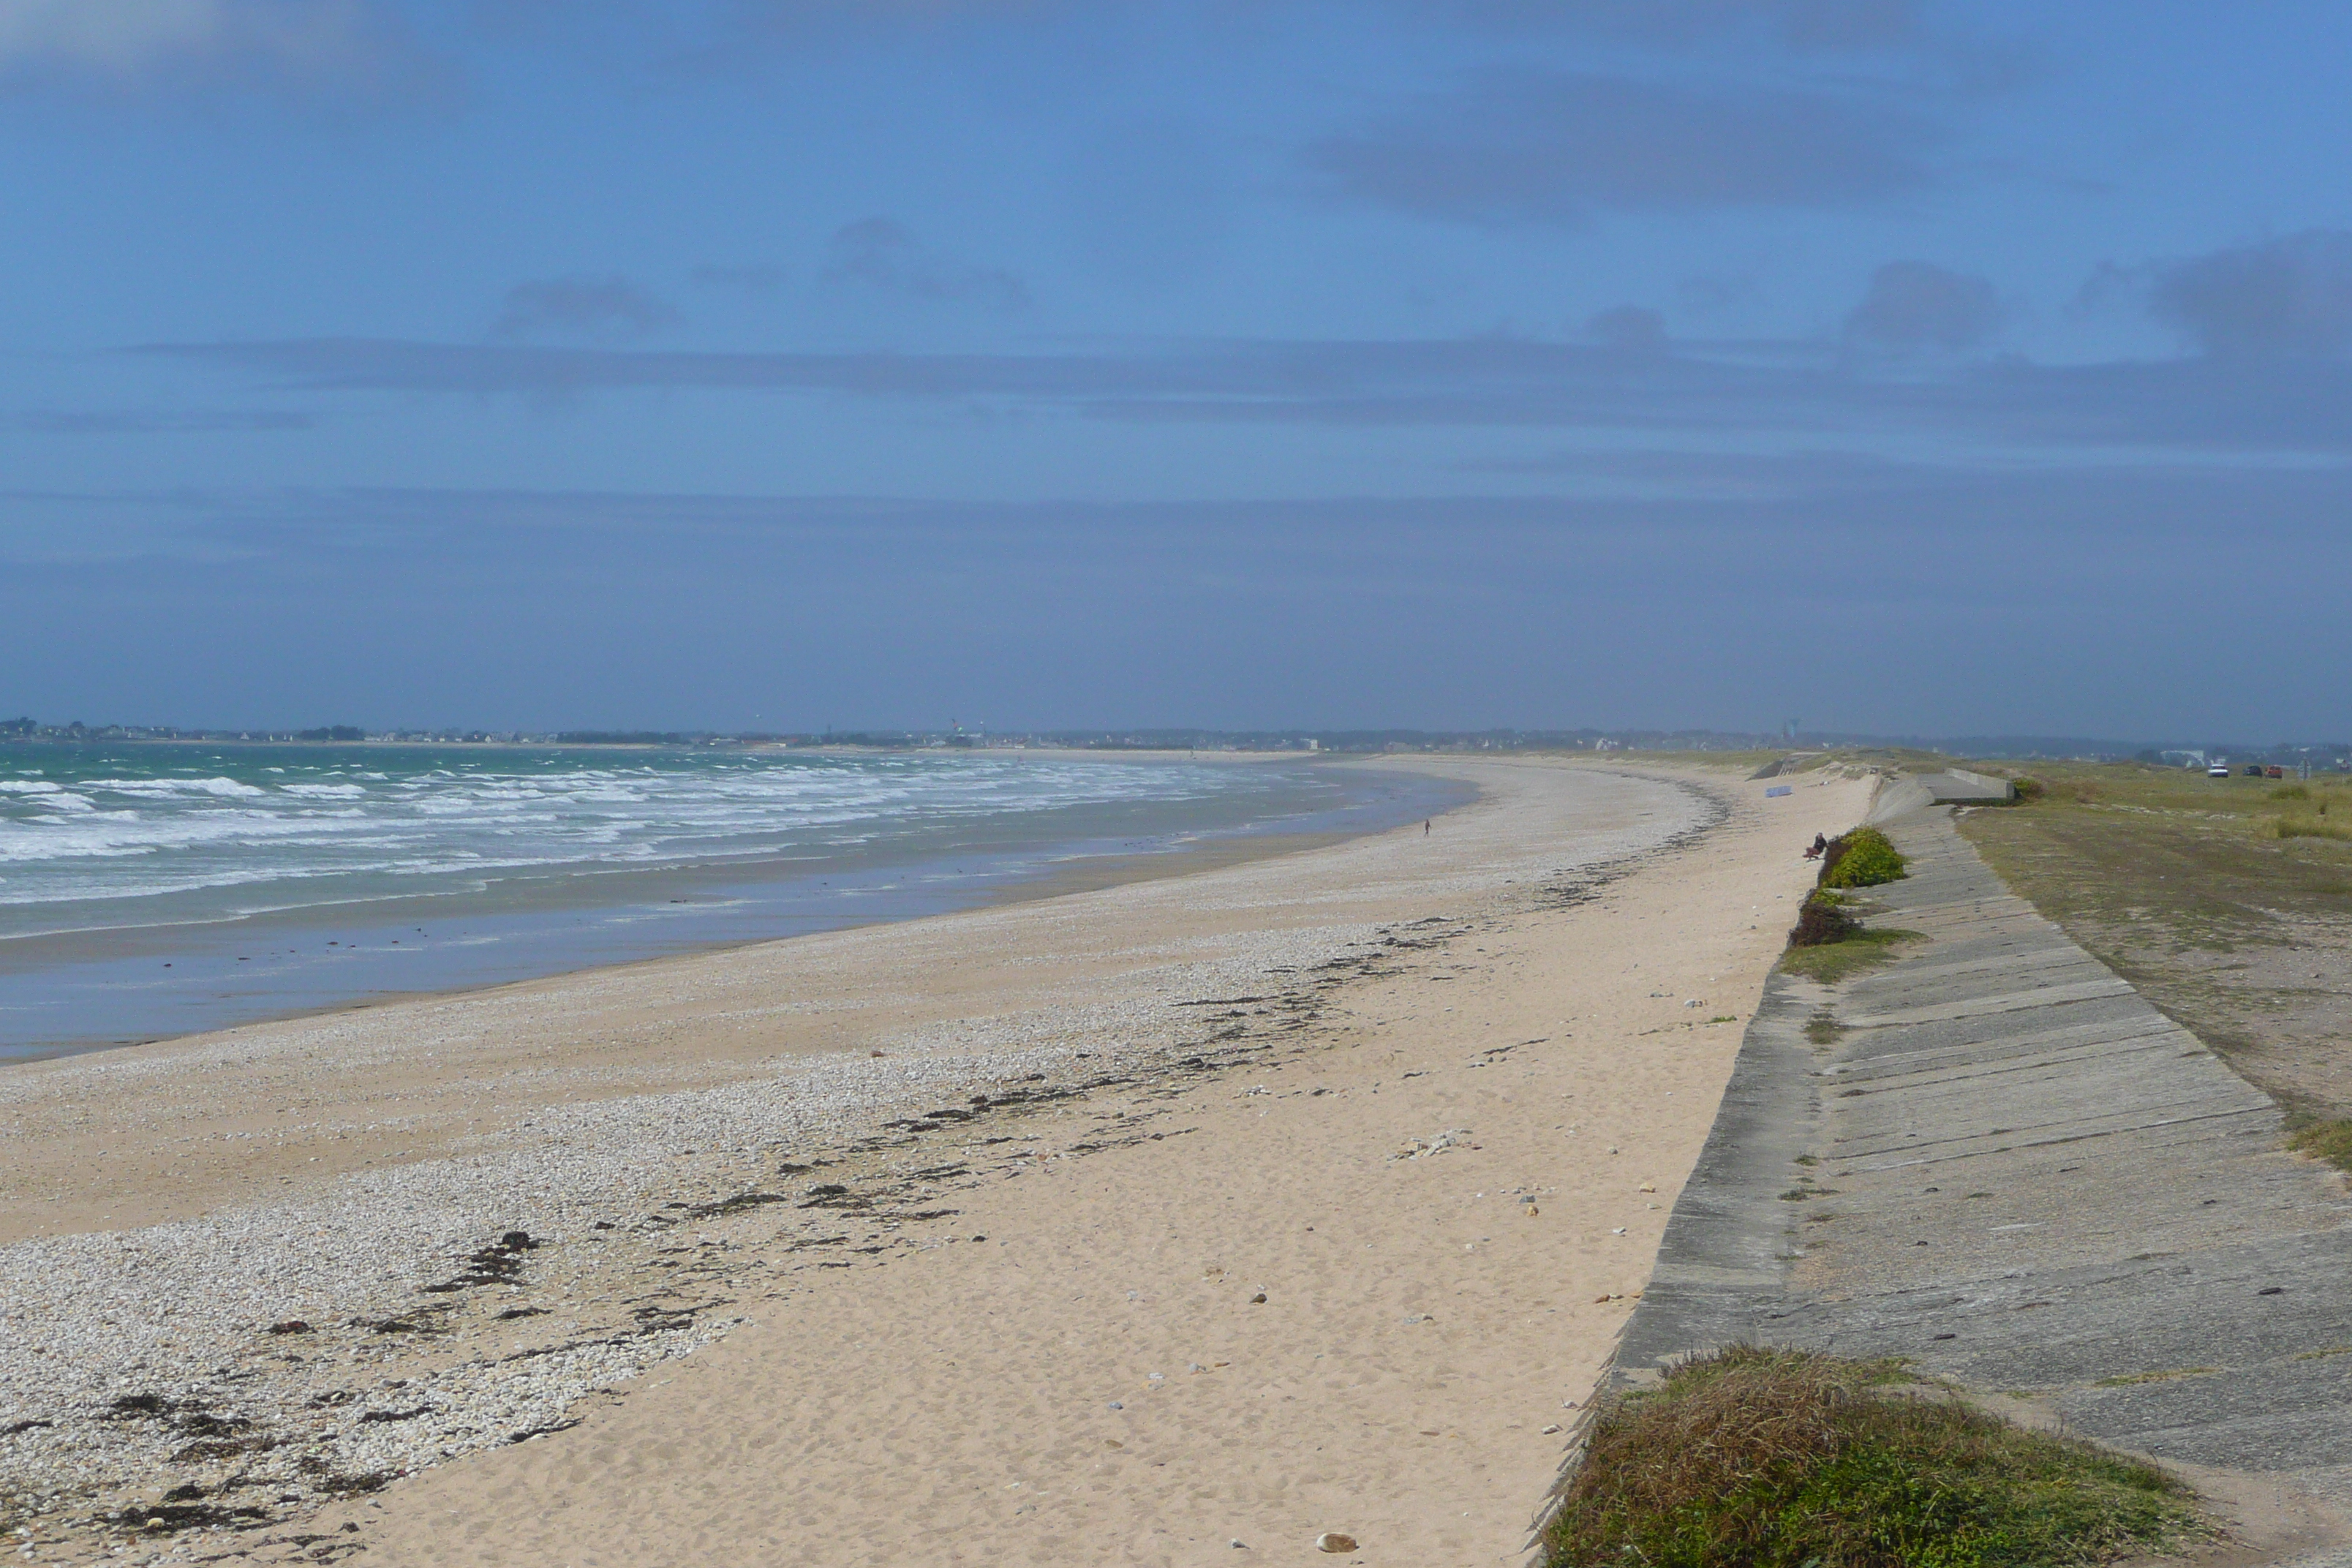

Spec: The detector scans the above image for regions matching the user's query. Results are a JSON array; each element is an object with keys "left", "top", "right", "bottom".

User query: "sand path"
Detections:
[{"left": 215, "top": 760, "right": 1868, "bottom": 1567}]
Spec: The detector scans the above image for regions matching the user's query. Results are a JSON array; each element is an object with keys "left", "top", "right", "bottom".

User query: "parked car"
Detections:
[
  {"left": 2266, "top": 766, "right": 2287, "bottom": 779},
  {"left": 2246, "top": 765, "right": 2267, "bottom": 777},
  {"left": 2208, "top": 762, "right": 2232, "bottom": 777}
]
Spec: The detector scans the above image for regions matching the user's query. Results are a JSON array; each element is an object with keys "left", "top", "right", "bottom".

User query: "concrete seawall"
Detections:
[{"left": 1605, "top": 800, "right": 2352, "bottom": 1564}]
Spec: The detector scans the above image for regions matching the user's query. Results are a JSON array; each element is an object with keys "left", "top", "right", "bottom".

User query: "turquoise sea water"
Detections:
[{"left": 0, "top": 745, "right": 1462, "bottom": 1057}]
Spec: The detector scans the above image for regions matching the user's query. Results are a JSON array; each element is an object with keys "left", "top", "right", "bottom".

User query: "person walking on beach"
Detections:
[{"left": 1424, "top": 819, "right": 1431, "bottom": 836}]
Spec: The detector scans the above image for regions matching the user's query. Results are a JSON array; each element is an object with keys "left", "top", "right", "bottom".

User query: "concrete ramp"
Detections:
[
  {"left": 1748, "top": 753, "right": 1822, "bottom": 780},
  {"left": 1613, "top": 802, "right": 2352, "bottom": 1562},
  {"left": 1910, "top": 767, "right": 2016, "bottom": 804},
  {"left": 1866, "top": 769, "right": 2013, "bottom": 822}
]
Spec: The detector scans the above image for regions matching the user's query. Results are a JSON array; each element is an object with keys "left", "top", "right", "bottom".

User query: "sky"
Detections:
[{"left": 5, "top": 1, "right": 2352, "bottom": 739}]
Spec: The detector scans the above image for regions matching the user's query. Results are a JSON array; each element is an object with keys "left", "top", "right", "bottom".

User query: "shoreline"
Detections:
[
  {"left": 0, "top": 757, "right": 1462, "bottom": 1065},
  {"left": 0, "top": 827, "right": 1401, "bottom": 1071},
  {"left": 0, "top": 758, "right": 1875, "bottom": 1565}
]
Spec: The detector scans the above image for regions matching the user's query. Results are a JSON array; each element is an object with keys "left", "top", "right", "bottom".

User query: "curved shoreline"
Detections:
[
  {"left": 0, "top": 758, "right": 1869, "bottom": 1565},
  {"left": 0, "top": 758, "right": 1465, "bottom": 1065}
]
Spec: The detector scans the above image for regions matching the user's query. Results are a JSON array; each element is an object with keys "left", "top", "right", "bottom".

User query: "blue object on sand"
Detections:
[{"left": 1765, "top": 785, "right": 1793, "bottom": 797}]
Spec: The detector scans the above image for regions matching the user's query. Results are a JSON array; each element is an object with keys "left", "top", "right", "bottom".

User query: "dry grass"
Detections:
[
  {"left": 1955, "top": 760, "right": 2352, "bottom": 1124},
  {"left": 1543, "top": 1348, "right": 2201, "bottom": 1568},
  {"left": 2092, "top": 1368, "right": 2217, "bottom": 1388},
  {"left": 2287, "top": 1118, "right": 2352, "bottom": 1172},
  {"left": 2268, "top": 815, "right": 2352, "bottom": 841}
]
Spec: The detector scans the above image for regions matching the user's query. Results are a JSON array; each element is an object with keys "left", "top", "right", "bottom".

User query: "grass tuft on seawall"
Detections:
[
  {"left": 2288, "top": 1117, "right": 2352, "bottom": 1172},
  {"left": 1780, "top": 926, "right": 1923, "bottom": 984},
  {"left": 1542, "top": 1347, "right": 2203, "bottom": 1568}
]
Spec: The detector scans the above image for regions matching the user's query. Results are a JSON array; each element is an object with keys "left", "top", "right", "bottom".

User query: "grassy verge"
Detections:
[
  {"left": 1782, "top": 927, "right": 1923, "bottom": 985},
  {"left": 1953, "top": 758, "right": 2352, "bottom": 1136},
  {"left": 1542, "top": 1348, "right": 2202, "bottom": 1568},
  {"left": 1955, "top": 763, "right": 2352, "bottom": 954}
]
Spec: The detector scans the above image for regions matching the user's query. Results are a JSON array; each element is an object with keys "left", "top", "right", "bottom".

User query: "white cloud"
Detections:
[
  {"left": 0, "top": 0, "right": 433, "bottom": 99},
  {"left": 0, "top": 1, "right": 221, "bottom": 72}
]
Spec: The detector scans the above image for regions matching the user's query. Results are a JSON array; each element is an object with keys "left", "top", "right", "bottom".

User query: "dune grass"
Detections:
[{"left": 1542, "top": 1348, "right": 2201, "bottom": 1568}]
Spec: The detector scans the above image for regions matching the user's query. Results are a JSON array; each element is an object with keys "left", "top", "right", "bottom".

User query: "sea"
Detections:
[{"left": 0, "top": 744, "right": 1466, "bottom": 1059}]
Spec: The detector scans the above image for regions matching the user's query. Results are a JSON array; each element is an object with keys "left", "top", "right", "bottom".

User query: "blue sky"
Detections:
[{"left": 6, "top": 1, "right": 2352, "bottom": 737}]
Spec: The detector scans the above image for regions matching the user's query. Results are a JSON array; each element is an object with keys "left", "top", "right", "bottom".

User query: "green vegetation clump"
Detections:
[
  {"left": 2008, "top": 776, "right": 2046, "bottom": 804},
  {"left": 1783, "top": 889, "right": 1920, "bottom": 984},
  {"left": 1542, "top": 1347, "right": 2201, "bottom": 1568},
  {"left": 1782, "top": 927, "right": 1923, "bottom": 984},
  {"left": 1778, "top": 883, "right": 1910, "bottom": 982},
  {"left": 1822, "top": 827, "right": 1908, "bottom": 889},
  {"left": 1789, "top": 889, "right": 1858, "bottom": 946},
  {"left": 2288, "top": 1119, "right": 2352, "bottom": 1172}
]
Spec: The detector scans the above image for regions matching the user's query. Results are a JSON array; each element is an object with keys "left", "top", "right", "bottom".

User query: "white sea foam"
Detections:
[{"left": 0, "top": 749, "right": 1324, "bottom": 935}]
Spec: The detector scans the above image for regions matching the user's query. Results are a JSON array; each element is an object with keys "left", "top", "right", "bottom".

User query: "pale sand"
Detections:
[{"left": 0, "top": 758, "right": 1873, "bottom": 1566}]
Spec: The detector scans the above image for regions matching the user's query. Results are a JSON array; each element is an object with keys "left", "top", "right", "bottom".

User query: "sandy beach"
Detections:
[{"left": 0, "top": 757, "right": 1874, "bottom": 1567}]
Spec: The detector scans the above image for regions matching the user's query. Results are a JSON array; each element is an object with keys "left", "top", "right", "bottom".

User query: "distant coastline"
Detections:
[
  {"left": 7, "top": 716, "right": 2345, "bottom": 762},
  {"left": 0, "top": 718, "right": 1692, "bottom": 754}
]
